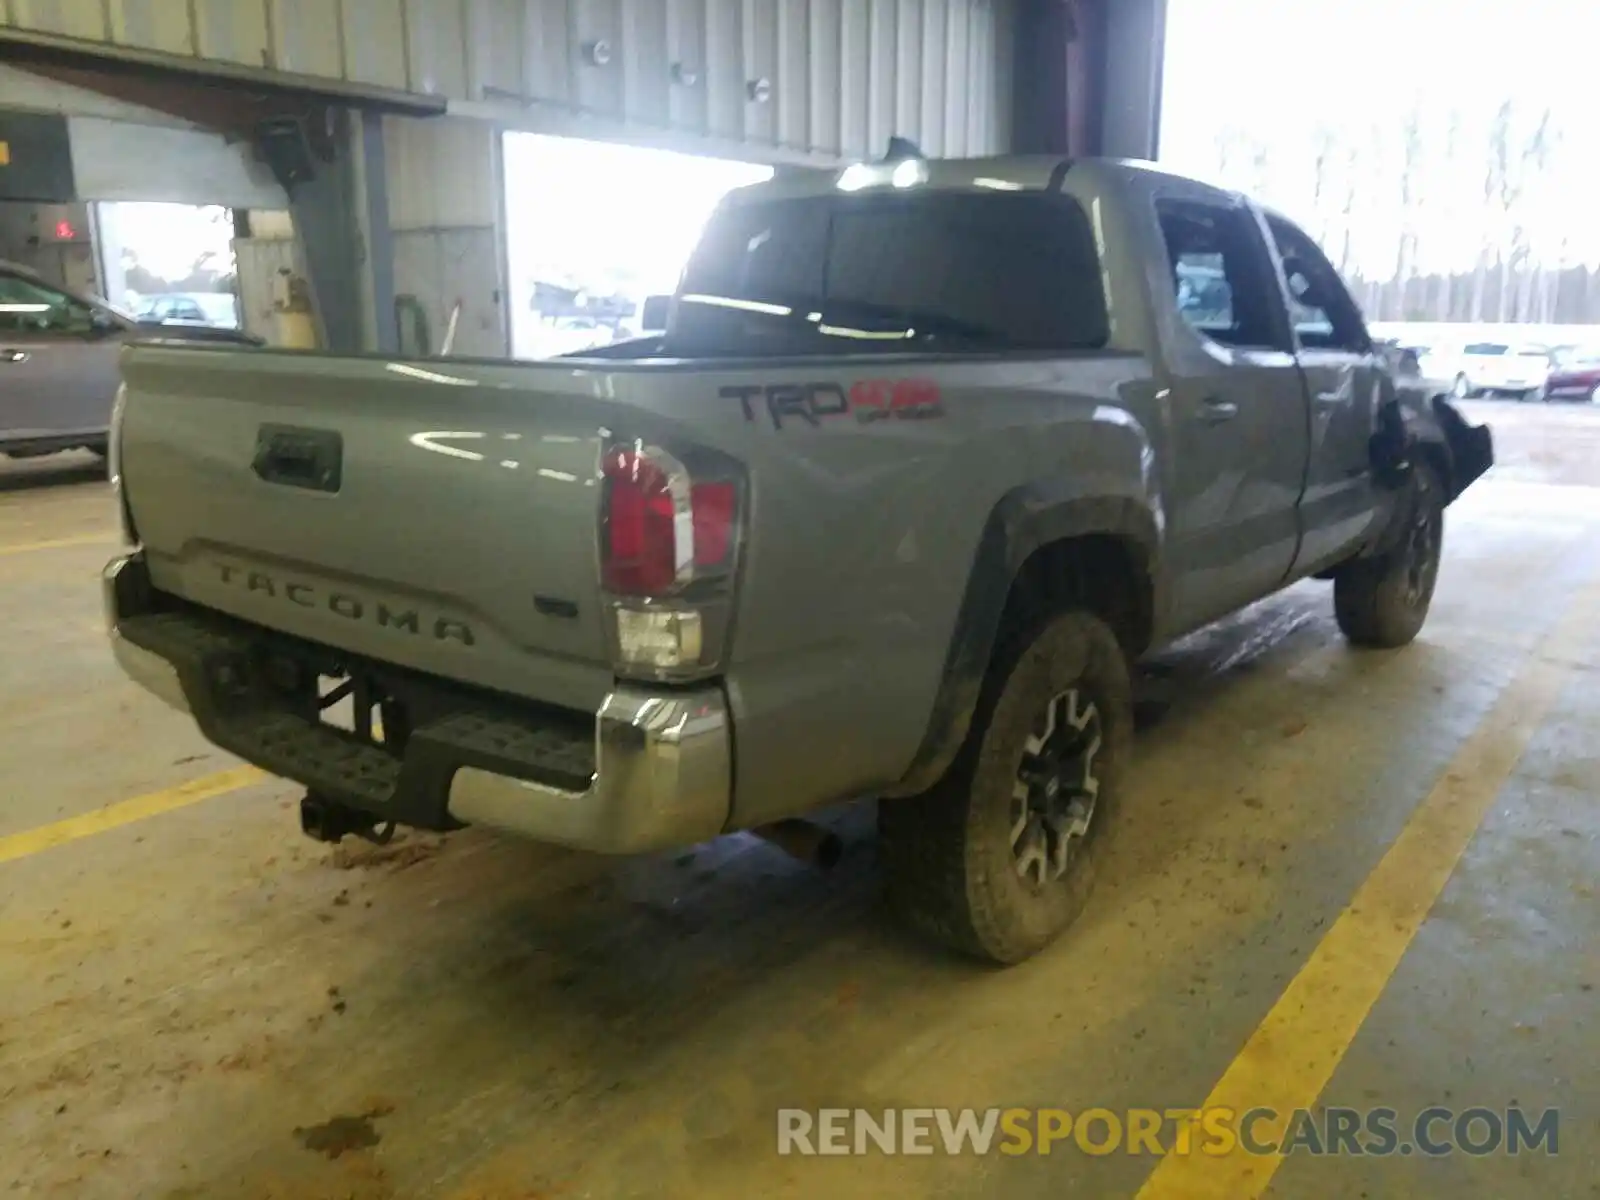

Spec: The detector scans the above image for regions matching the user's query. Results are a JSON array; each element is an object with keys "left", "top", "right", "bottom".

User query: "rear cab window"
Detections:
[{"left": 667, "top": 190, "right": 1109, "bottom": 357}]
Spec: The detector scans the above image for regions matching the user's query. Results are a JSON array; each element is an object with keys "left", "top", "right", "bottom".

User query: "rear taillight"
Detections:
[
  {"left": 599, "top": 441, "right": 744, "bottom": 680},
  {"left": 600, "top": 446, "right": 738, "bottom": 595}
]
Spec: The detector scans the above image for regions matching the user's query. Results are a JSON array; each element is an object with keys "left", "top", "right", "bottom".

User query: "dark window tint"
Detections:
[
  {"left": 670, "top": 192, "right": 1108, "bottom": 356},
  {"left": 1155, "top": 198, "right": 1283, "bottom": 351},
  {"left": 1264, "top": 215, "right": 1370, "bottom": 353},
  {"left": 1463, "top": 343, "right": 1509, "bottom": 355}
]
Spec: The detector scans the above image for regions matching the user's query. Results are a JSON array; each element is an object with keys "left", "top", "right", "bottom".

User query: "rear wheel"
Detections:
[
  {"left": 1334, "top": 463, "right": 1445, "bottom": 648},
  {"left": 1451, "top": 374, "right": 1472, "bottom": 399},
  {"left": 880, "top": 610, "right": 1132, "bottom": 964}
]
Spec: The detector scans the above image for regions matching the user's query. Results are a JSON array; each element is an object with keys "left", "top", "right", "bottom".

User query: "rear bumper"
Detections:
[{"left": 103, "top": 553, "right": 732, "bottom": 854}]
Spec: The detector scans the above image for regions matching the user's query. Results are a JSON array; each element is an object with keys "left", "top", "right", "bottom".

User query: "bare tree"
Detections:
[
  {"left": 1511, "top": 108, "right": 1556, "bottom": 321},
  {"left": 1336, "top": 142, "right": 1360, "bottom": 280},
  {"left": 1391, "top": 108, "right": 1424, "bottom": 320},
  {"left": 1308, "top": 126, "right": 1340, "bottom": 247},
  {"left": 1434, "top": 109, "right": 1464, "bottom": 319},
  {"left": 1473, "top": 101, "right": 1513, "bottom": 322}
]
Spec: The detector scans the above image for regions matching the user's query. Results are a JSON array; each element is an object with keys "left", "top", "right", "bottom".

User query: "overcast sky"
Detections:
[{"left": 1160, "top": 0, "right": 1600, "bottom": 271}]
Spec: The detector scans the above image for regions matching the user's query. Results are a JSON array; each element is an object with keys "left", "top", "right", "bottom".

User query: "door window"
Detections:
[
  {"left": 1154, "top": 198, "right": 1285, "bottom": 352},
  {"left": 1264, "top": 215, "right": 1370, "bottom": 353},
  {"left": 0, "top": 271, "right": 95, "bottom": 337}
]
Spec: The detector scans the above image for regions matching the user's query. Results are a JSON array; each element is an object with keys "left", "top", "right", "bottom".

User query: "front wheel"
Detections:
[
  {"left": 1451, "top": 374, "right": 1472, "bottom": 400},
  {"left": 1334, "top": 463, "right": 1445, "bottom": 648},
  {"left": 880, "top": 610, "right": 1132, "bottom": 964}
]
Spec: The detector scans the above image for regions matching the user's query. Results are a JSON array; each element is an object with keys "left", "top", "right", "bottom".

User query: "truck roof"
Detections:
[{"left": 738, "top": 155, "right": 1237, "bottom": 207}]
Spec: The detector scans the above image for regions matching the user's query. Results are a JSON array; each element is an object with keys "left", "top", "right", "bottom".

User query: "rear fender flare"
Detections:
[{"left": 886, "top": 485, "right": 1161, "bottom": 798}]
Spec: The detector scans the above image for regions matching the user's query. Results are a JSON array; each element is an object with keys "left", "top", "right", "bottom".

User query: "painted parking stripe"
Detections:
[
  {"left": 0, "top": 767, "right": 266, "bottom": 865},
  {"left": 0, "top": 532, "right": 115, "bottom": 557},
  {"left": 1133, "top": 579, "right": 1597, "bottom": 1200}
]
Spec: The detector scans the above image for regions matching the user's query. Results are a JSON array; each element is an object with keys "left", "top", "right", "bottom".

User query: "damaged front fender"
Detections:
[{"left": 1430, "top": 397, "right": 1494, "bottom": 500}]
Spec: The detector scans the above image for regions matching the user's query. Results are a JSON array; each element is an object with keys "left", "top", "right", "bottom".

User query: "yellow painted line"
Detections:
[
  {"left": 1135, "top": 587, "right": 1596, "bottom": 1200},
  {"left": 0, "top": 532, "right": 116, "bottom": 557},
  {"left": 0, "top": 767, "right": 266, "bottom": 865}
]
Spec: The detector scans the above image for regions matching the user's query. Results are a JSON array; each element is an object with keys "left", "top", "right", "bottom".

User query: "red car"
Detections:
[{"left": 1542, "top": 349, "right": 1600, "bottom": 403}]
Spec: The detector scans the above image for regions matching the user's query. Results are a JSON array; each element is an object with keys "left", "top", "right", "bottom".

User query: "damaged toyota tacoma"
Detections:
[{"left": 104, "top": 156, "right": 1491, "bottom": 963}]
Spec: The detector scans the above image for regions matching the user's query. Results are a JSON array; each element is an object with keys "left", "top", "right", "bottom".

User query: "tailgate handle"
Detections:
[{"left": 253, "top": 426, "right": 342, "bottom": 493}]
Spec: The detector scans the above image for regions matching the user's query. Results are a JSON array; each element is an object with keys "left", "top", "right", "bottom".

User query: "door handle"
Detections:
[
  {"left": 0, "top": 349, "right": 30, "bottom": 364},
  {"left": 1196, "top": 397, "right": 1239, "bottom": 424}
]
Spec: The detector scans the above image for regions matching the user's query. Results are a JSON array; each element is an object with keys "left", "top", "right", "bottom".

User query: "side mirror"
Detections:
[{"left": 640, "top": 294, "right": 671, "bottom": 332}]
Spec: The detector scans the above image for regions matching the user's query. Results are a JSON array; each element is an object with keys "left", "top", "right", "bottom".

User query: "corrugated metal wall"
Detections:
[{"left": 2, "top": 0, "right": 1015, "bottom": 160}]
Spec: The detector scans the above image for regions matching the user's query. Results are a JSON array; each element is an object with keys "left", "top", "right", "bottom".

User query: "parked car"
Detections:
[
  {"left": 1437, "top": 341, "right": 1551, "bottom": 400},
  {"left": 0, "top": 261, "right": 259, "bottom": 460},
  {"left": 1542, "top": 348, "right": 1600, "bottom": 403},
  {"left": 104, "top": 156, "right": 1492, "bottom": 963},
  {"left": 1375, "top": 338, "right": 1455, "bottom": 399},
  {"left": 134, "top": 292, "right": 240, "bottom": 329}
]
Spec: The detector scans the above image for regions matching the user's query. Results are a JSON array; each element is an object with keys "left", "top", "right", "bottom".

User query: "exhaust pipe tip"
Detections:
[{"left": 752, "top": 818, "right": 844, "bottom": 871}]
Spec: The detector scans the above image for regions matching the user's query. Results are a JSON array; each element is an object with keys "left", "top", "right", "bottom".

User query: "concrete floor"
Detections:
[{"left": 1, "top": 400, "right": 1597, "bottom": 1199}]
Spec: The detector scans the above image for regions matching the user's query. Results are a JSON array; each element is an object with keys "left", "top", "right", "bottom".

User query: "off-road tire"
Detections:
[
  {"left": 1334, "top": 462, "right": 1445, "bottom": 648},
  {"left": 880, "top": 610, "right": 1132, "bottom": 964}
]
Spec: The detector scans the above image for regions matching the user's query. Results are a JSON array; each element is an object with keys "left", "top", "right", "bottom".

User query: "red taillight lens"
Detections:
[
  {"left": 601, "top": 446, "right": 739, "bottom": 596},
  {"left": 602, "top": 447, "right": 677, "bottom": 595},
  {"left": 691, "top": 481, "right": 735, "bottom": 568}
]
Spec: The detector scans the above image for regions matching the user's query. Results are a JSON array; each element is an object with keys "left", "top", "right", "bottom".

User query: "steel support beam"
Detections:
[
  {"left": 255, "top": 108, "right": 396, "bottom": 354},
  {"left": 1100, "top": 0, "right": 1168, "bottom": 161}
]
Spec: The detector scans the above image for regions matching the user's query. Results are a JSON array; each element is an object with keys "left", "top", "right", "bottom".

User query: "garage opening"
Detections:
[
  {"left": 502, "top": 132, "right": 773, "bottom": 359},
  {"left": 1157, "top": 0, "right": 1600, "bottom": 353},
  {"left": 94, "top": 201, "right": 240, "bottom": 329}
]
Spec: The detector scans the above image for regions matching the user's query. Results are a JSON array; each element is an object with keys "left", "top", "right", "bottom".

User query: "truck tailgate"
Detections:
[{"left": 118, "top": 347, "right": 633, "bottom": 713}]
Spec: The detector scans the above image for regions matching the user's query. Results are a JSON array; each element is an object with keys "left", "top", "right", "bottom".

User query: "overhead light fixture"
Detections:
[
  {"left": 891, "top": 159, "right": 927, "bottom": 188},
  {"left": 836, "top": 163, "right": 875, "bottom": 192},
  {"left": 386, "top": 362, "right": 478, "bottom": 386},
  {"left": 818, "top": 323, "right": 916, "bottom": 340},
  {"left": 837, "top": 159, "right": 928, "bottom": 191},
  {"left": 679, "top": 293, "right": 792, "bottom": 317}
]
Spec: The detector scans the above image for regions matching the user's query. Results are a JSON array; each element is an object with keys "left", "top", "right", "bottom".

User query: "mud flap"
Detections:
[{"left": 1431, "top": 397, "right": 1494, "bottom": 499}]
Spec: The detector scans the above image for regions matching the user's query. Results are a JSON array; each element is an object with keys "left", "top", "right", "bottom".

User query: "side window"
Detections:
[
  {"left": 1265, "top": 215, "right": 1369, "bottom": 353},
  {"left": 0, "top": 271, "right": 94, "bottom": 337},
  {"left": 1155, "top": 198, "right": 1284, "bottom": 352}
]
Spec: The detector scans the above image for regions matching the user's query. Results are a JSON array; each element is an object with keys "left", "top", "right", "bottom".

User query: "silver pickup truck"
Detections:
[{"left": 105, "top": 155, "right": 1491, "bottom": 963}]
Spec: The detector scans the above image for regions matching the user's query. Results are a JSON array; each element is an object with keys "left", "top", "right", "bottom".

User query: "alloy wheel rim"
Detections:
[
  {"left": 1010, "top": 687, "right": 1103, "bottom": 886},
  {"left": 1403, "top": 481, "right": 1441, "bottom": 607}
]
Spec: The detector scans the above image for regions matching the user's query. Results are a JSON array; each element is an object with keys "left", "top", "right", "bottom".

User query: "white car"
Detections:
[{"left": 1435, "top": 341, "right": 1551, "bottom": 400}]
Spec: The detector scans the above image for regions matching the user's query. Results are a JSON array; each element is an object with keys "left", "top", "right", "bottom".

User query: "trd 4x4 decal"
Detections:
[{"left": 722, "top": 380, "right": 945, "bottom": 430}]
